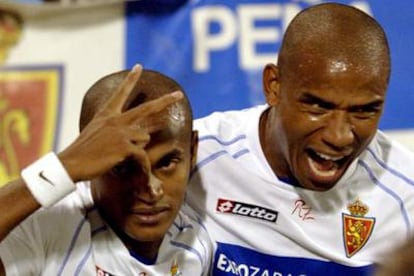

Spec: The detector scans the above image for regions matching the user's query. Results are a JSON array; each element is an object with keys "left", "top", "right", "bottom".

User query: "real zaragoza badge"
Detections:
[
  {"left": 0, "top": 66, "right": 63, "bottom": 186},
  {"left": 342, "top": 199, "right": 375, "bottom": 257},
  {"left": 170, "top": 258, "right": 182, "bottom": 276}
]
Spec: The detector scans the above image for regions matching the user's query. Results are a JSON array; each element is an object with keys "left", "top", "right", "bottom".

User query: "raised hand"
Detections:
[{"left": 58, "top": 65, "right": 183, "bottom": 183}]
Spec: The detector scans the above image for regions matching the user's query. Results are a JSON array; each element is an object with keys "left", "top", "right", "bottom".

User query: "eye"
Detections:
[
  {"left": 155, "top": 151, "right": 182, "bottom": 173},
  {"left": 301, "top": 101, "right": 332, "bottom": 115},
  {"left": 111, "top": 158, "right": 140, "bottom": 177},
  {"left": 350, "top": 105, "right": 382, "bottom": 119},
  {"left": 298, "top": 93, "right": 334, "bottom": 115},
  {"left": 307, "top": 103, "right": 328, "bottom": 114}
]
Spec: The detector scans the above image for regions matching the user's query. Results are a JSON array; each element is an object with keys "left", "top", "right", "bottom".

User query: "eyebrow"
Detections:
[
  {"left": 299, "top": 92, "right": 384, "bottom": 110},
  {"left": 299, "top": 92, "right": 335, "bottom": 109},
  {"left": 164, "top": 149, "right": 184, "bottom": 158}
]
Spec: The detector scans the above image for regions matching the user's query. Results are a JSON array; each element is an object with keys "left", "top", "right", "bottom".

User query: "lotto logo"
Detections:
[{"left": 216, "top": 198, "right": 278, "bottom": 223}]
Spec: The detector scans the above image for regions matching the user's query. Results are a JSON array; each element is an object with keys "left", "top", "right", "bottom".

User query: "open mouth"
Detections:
[{"left": 306, "top": 149, "right": 349, "bottom": 182}]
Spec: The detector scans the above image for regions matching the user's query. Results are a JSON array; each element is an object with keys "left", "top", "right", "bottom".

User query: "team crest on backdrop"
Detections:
[
  {"left": 342, "top": 199, "right": 375, "bottom": 257},
  {"left": 0, "top": 66, "right": 63, "bottom": 186}
]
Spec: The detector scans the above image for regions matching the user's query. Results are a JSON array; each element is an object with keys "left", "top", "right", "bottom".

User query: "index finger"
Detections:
[
  {"left": 102, "top": 64, "right": 143, "bottom": 112},
  {"left": 122, "top": 90, "right": 184, "bottom": 124}
]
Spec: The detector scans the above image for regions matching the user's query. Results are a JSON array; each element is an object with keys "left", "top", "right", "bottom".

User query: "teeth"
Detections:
[
  {"left": 308, "top": 157, "right": 337, "bottom": 177},
  {"left": 315, "top": 152, "right": 344, "bottom": 161}
]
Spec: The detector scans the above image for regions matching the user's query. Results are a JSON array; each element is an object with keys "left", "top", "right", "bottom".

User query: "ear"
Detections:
[
  {"left": 190, "top": 130, "right": 198, "bottom": 170},
  {"left": 262, "top": 63, "right": 281, "bottom": 106}
]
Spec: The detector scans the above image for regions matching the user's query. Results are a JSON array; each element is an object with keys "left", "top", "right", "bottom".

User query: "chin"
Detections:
[
  {"left": 131, "top": 233, "right": 164, "bottom": 243},
  {"left": 125, "top": 225, "right": 167, "bottom": 243}
]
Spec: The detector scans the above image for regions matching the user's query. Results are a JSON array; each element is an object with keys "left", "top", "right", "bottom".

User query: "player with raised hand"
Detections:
[{"left": 0, "top": 65, "right": 211, "bottom": 275}]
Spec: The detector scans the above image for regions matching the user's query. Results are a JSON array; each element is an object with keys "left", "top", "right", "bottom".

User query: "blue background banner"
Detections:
[{"left": 126, "top": 0, "right": 414, "bottom": 130}]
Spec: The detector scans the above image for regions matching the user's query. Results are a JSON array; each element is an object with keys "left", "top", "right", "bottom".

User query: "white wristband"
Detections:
[{"left": 21, "top": 152, "right": 76, "bottom": 208}]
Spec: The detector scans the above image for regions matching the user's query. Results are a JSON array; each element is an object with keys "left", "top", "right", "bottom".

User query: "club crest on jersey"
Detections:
[
  {"left": 216, "top": 198, "right": 278, "bottom": 223},
  {"left": 170, "top": 258, "right": 182, "bottom": 276},
  {"left": 96, "top": 266, "right": 115, "bottom": 276},
  {"left": 342, "top": 199, "right": 375, "bottom": 257}
]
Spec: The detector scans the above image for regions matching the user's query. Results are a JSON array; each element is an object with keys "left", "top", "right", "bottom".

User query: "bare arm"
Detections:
[
  {"left": 0, "top": 179, "right": 39, "bottom": 240},
  {"left": 0, "top": 179, "right": 38, "bottom": 275},
  {"left": 0, "top": 65, "right": 183, "bottom": 273}
]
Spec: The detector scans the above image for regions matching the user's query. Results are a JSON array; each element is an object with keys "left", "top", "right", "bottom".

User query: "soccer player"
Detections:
[
  {"left": 185, "top": 3, "right": 414, "bottom": 275},
  {"left": 0, "top": 65, "right": 212, "bottom": 275}
]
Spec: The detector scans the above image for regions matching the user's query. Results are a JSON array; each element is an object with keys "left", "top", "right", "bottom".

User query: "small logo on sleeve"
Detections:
[
  {"left": 216, "top": 198, "right": 278, "bottom": 223},
  {"left": 39, "top": 171, "right": 55, "bottom": 186}
]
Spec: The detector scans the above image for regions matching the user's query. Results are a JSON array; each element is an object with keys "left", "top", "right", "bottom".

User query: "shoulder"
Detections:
[
  {"left": 170, "top": 209, "right": 213, "bottom": 253},
  {"left": 194, "top": 105, "right": 266, "bottom": 159},
  {"left": 157, "top": 209, "right": 213, "bottom": 272},
  {"left": 194, "top": 105, "right": 266, "bottom": 137},
  {"left": 172, "top": 210, "right": 211, "bottom": 243},
  {"left": 363, "top": 131, "right": 414, "bottom": 172},
  {"left": 358, "top": 131, "right": 414, "bottom": 192}
]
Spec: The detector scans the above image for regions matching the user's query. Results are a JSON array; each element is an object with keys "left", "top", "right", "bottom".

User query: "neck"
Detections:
[
  {"left": 114, "top": 226, "right": 162, "bottom": 262},
  {"left": 259, "top": 107, "right": 290, "bottom": 180},
  {"left": 94, "top": 204, "right": 163, "bottom": 262}
]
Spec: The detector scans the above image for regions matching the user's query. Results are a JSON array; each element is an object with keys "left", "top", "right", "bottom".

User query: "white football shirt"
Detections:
[
  {"left": 0, "top": 182, "right": 212, "bottom": 275},
  {"left": 186, "top": 104, "right": 414, "bottom": 276}
]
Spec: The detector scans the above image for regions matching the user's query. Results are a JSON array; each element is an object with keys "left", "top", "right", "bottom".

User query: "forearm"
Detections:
[{"left": 0, "top": 178, "right": 40, "bottom": 241}]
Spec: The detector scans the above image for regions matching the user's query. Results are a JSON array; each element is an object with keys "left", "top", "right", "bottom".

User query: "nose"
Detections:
[
  {"left": 133, "top": 171, "right": 164, "bottom": 203},
  {"left": 147, "top": 172, "right": 164, "bottom": 200},
  {"left": 322, "top": 110, "right": 354, "bottom": 150}
]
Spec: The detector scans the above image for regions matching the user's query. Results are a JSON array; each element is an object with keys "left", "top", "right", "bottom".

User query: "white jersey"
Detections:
[
  {"left": 0, "top": 182, "right": 212, "bottom": 276},
  {"left": 185, "top": 104, "right": 414, "bottom": 276}
]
